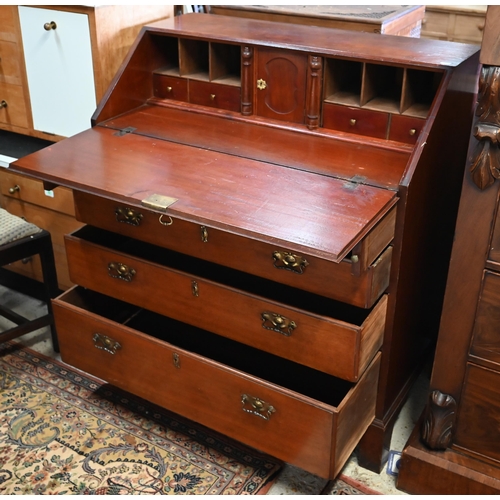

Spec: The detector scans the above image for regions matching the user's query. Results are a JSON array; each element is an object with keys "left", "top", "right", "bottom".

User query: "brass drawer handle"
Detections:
[
  {"left": 115, "top": 207, "right": 143, "bottom": 226},
  {"left": 0, "top": 100, "right": 7, "bottom": 109},
  {"left": 44, "top": 21, "right": 57, "bottom": 31},
  {"left": 409, "top": 128, "right": 416, "bottom": 136},
  {"left": 241, "top": 394, "right": 275, "bottom": 420},
  {"left": 93, "top": 333, "right": 121, "bottom": 355},
  {"left": 108, "top": 262, "right": 136, "bottom": 282},
  {"left": 350, "top": 118, "right": 357, "bottom": 126},
  {"left": 9, "top": 185, "right": 20, "bottom": 194},
  {"left": 261, "top": 312, "right": 296, "bottom": 336},
  {"left": 272, "top": 251, "right": 309, "bottom": 274}
]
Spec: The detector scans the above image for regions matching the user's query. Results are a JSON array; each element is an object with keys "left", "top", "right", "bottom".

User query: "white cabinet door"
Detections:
[{"left": 18, "top": 6, "right": 96, "bottom": 137}]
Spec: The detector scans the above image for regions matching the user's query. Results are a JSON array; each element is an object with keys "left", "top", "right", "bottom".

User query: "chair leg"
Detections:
[{"left": 37, "top": 232, "right": 60, "bottom": 352}]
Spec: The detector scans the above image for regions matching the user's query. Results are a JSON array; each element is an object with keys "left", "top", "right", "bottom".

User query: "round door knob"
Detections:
[
  {"left": 0, "top": 100, "right": 7, "bottom": 109},
  {"left": 44, "top": 21, "right": 57, "bottom": 31},
  {"left": 9, "top": 185, "right": 20, "bottom": 194}
]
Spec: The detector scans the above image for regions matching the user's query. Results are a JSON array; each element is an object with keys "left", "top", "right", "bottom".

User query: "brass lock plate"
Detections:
[{"left": 141, "top": 194, "right": 178, "bottom": 212}]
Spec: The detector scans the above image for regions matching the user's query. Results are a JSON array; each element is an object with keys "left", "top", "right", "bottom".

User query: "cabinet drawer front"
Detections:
[
  {"left": 0, "top": 82, "right": 28, "bottom": 129},
  {"left": 153, "top": 74, "right": 188, "bottom": 101},
  {"left": 73, "top": 192, "right": 394, "bottom": 308},
  {"left": 389, "top": 115, "right": 425, "bottom": 145},
  {"left": 453, "top": 14, "right": 485, "bottom": 43},
  {"left": 470, "top": 270, "right": 500, "bottom": 367},
  {"left": 53, "top": 286, "right": 381, "bottom": 478},
  {"left": 0, "top": 6, "right": 17, "bottom": 38},
  {"left": 454, "top": 363, "right": 500, "bottom": 463},
  {"left": 0, "top": 170, "right": 76, "bottom": 216},
  {"left": 189, "top": 80, "right": 241, "bottom": 112},
  {"left": 0, "top": 40, "right": 22, "bottom": 86},
  {"left": 322, "top": 103, "right": 388, "bottom": 139},
  {"left": 65, "top": 226, "right": 386, "bottom": 381}
]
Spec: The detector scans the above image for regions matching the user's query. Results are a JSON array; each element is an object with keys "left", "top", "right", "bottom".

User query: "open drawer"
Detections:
[
  {"left": 65, "top": 225, "right": 387, "bottom": 381},
  {"left": 73, "top": 192, "right": 394, "bottom": 308},
  {"left": 53, "top": 286, "right": 381, "bottom": 479}
]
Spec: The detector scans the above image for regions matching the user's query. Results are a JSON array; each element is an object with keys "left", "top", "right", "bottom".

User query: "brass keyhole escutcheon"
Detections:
[
  {"left": 44, "top": 21, "right": 57, "bottom": 31},
  {"left": 257, "top": 79, "right": 267, "bottom": 90}
]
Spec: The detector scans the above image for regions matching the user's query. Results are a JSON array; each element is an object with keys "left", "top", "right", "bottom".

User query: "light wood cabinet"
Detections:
[
  {"left": 0, "top": 5, "right": 173, "bottom": 141},
  {"left": 0, "top": 168, "right": 83, "bottom": 290},
  {"left": 421, "top": 5, "right": 487, "bottom": 44}
]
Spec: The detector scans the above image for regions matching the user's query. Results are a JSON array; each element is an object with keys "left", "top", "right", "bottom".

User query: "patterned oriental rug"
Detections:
[{"left": 0, "top": 342, "right": 281, "bottom": 495}]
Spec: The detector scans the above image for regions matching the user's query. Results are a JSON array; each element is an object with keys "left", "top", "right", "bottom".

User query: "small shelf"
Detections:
[
  {"left": 210, "top": 42, "right": 241, "bottom": 87},
  {"left": 324, "top": 59, "right": 363, "bottom": 107},
  {"left": 361, "top": 63, "right": 403, "bottom": 114},
  {"left": 401, "top": 69, "right": 442, "bottom": 118},
  {"left": 179, "top": 38, "right": 210, "bottom": 81}
]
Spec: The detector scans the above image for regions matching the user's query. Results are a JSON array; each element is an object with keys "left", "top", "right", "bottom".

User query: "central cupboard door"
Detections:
[{"left": 255, "top": 47, "right": 307, "bottom": 124}]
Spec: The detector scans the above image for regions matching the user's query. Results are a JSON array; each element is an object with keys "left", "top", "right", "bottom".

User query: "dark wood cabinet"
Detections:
[
  {"left": 10, "top": 13, "right": 479, "bottom": 478},
  {"left": 397, "top": 7, "right": 500, "bottom": 495}
]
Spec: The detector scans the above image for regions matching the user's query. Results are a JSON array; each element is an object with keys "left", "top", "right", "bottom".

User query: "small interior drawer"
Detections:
[
  {"left": 322, "top": 103, "right": 389, "bottom": 139},
  {"left": 188, "top": 80, "right": 241, "bottom": 112},
  {"left": 53, "top": 286, "right": 381, "bottom": 479},
  {"left": 64, "top": 225, "right": 386, "bottom": 381},
  {"left": 389, "top": 115, "right": 425, "bottom": 145},
  {"left": 153, "top": 74, "right": 188, "bottom": 101},
  {"left": 73, "top": 191, "right": 394, "bottom": 308},
  {"left": 0, "top": 170, "right": 76, "bottom": 216}
]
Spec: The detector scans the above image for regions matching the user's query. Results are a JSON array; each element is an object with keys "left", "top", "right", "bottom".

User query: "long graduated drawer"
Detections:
[
  {"left": 53, "top": 286, "right": 381, "bottom": 479},
  {"left": 64, "top": 225, "right": 386, "bottom": 382},
  {"left": 73, "top": 191, "right": 395, "bottom": 308}
]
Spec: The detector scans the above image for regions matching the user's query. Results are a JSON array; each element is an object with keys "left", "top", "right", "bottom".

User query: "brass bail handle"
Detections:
[{"left": 44, "top": 21, "right": 57, "bottom": 31}]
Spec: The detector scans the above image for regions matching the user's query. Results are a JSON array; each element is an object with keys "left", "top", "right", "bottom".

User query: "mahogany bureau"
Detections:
[{"left": 10, "top": 14, "right": 480, "bottom": 478}]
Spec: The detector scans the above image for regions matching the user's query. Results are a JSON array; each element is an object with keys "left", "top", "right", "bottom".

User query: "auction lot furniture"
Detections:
[
  {"left": 0, "top": 4, "right": 173, "bottom": 141},
  {"left": 397, "top": 7, "right": 500, "bottom": 494},
  {"left": 210, "top": 5, "right": 424, "bottom": 37},
  {"left": 421, "top": 4, "right": 487, "bottom": 44},
  {"left": 10, "top": 14, "right": 479, "bottom": 478}
]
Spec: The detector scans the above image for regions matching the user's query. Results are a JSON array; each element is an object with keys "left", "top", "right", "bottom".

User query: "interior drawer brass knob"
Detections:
[
  {"left": 0, "top": 100, "right": 7, "bottom": 109},
  {"left": 350, "top": 118, "right": 357, "bottom": 126},
  {"left": 44, "top": 21, "right": 57, "bottom": 31},
  {"left": 9, "top": 185, "right": 20, "bottom": 194},
  {"left": 409, "top": 128, "right": 416, "bottom": 136}
]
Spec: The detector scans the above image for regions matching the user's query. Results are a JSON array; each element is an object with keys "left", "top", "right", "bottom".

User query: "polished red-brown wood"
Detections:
[
  {"left": 10, "top": 13, "right": 480, "bottom": 477},
  {"left": 54, "top": 286, "right": 381, "bottom": 479}
]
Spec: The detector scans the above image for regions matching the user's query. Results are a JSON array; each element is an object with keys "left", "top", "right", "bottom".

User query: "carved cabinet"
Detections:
[
  {"left": 10, "top": 14, "right": 479, "bottom": 478},
  {"left": 398, "top": 7, "right": 500, "bottom": 494}
]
